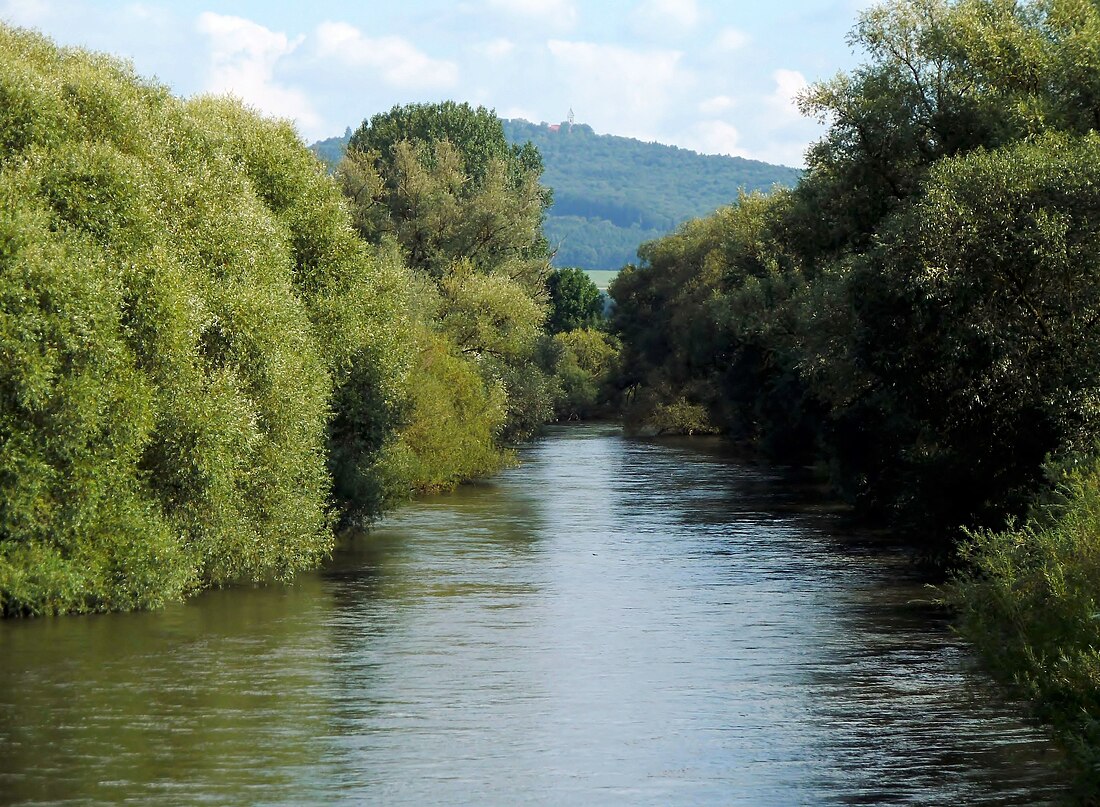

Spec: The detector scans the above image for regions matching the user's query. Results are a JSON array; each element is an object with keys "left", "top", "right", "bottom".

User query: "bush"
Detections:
[
  {"left": 390, "top": 326, "right": 509, "bottom": 492},
  {"left": 550, "top": 328, "right": 621, "bottom": 419},
  {"left": 947, "top": 458, "right": 1100, "bottom": 791}
]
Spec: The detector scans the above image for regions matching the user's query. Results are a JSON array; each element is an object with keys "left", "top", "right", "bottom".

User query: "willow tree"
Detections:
[
  {"left": 339, "top": 102, "right": 556, "bottom": 481},
  {"left": 0, "top": 25, "right": 411, "bottom": 614}
]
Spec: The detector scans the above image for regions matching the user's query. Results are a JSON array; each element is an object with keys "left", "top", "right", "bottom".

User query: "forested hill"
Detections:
[
  {"left": 502, "top": 120, "right": 800, "bottom": 269},
  {"left": 310, "top": 121, "right": 801, "bottom": 270}
]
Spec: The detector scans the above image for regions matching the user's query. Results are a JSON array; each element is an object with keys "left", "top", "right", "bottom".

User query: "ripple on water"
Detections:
[{"left": 0, "top": 423, "right": 1072, "bottom": 806}]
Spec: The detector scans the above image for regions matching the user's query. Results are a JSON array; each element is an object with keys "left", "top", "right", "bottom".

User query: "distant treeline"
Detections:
[
  {"left": 609, "top": 0, "right": 1100, "bottom": 790},
  {"left": 311, "top": 121, "right": 801, "bottom": 271}
]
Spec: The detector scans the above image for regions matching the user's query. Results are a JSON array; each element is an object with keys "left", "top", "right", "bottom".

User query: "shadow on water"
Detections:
[
  {"left": 0, "top": 422, "right": 1075, "bottom": 806},
  {"left": 0, "top": 579, "right": 355, "bottom": 805}
]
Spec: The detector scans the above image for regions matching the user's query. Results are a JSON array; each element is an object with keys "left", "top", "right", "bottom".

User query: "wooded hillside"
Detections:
[{"left": 311, "top": 121, "right": 801, "bottom": 270}]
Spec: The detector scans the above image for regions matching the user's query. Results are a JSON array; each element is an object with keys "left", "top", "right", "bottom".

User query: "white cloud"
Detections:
[
  {"left": 314, "top": 21, "right": 458, "bottom": 89},
  {"left": 486, "top": 0, "right": 577, "bottom": 28},
  {"left": 768, "top": 68, "right": 809, "bottom": 119},
  {"left": 0, "top": 0, "right": 53, "bottom": 25},
  {"left": 682, "top": 120, "right": 747, "bottom": 158},
  {"left": 634, "top": 0, "right": 700, "bottom": 32},
  {"left": 475, "top": 37, "right": 516, "bottom": 60},
  {"left": 501, "top": 105, "right": 540, "bottom": 122},
  {"left": 715, "top": 27, "right": 749, "bottom": 51},
  {"left": 547, "top": 40, "right": 691, "bottom": 139},
  {"left": 742, "top": 136, "right": 814, "bottom": 169},
  {"left": 730, "top": 69, "right": 817, "bottom": 167},
  {"left": 698, "top": 95, "right": 734, "bottom": 115},
  {"left": 197, "top": 12, "right": 320, "bottom": 134},
  {"left": 125, "top": 3, "right": 167, "bottom": 23},
  {"left": 198, "top": 12, "right": 301, "bottom": 71}
]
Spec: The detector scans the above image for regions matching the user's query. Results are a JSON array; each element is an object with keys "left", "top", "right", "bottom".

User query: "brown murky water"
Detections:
[{"left": 0, "top": 424, "right": 1070, "bottom": 805}]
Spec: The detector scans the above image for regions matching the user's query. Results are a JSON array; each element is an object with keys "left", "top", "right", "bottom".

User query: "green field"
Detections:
[{"left": 584, "top": 269, "right": 620, "bottom": 291}]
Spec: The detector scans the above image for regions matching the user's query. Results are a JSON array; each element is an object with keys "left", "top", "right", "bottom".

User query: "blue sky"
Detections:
[{"left": 0, "top": 0, "right": 876, "bottom": 167}]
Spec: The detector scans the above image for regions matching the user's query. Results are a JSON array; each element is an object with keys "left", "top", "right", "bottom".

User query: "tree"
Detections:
[
  {"left": 338, "top": 102, "right": 557, "bottom": 482},
  {"left": 0, "top": 25, "right": 413, "bottom": 613},
  {"left": 610, "top": 0, "right": 1100, "bottom": 535},
  {"left": 350, "top": 101, "right": 544, "bottom": 188},
  {"left": 549, "top": 328, "right": 621, "bottom": 420},
  {"left": 342, "top": 102, "right": 551, "bottom": 283},
  {"left": 546, "top": 267, "right": 604, "bottom": 333},
  {"left": 835, "top": 132, "right": 1100, "bottom": 531}
]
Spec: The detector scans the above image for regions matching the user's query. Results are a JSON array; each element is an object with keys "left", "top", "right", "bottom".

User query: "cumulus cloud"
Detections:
[
  {"left": 729, "top": 68, "right": 817, "bottom": 167},
  {"left": 715, "top": 27, "right": 749, "bottom": 51},
  {"left": 198, "top": 13, "right": 300, "bottom": 74},
  {"left": 682, "top": 120, "right": 747, "bottom": 158},
  {"left": 314, "top": 21, "right": 459, "bottom": 89},
  {"left": 634, "top": 0, "right": 700, "bottom": 33},
  {"left": 486, "top": 0, "right": 577, "bottom": 28},
  {"left": 196, "top": 13, "right": 321, "bottom": 133},
  {"left": 768, "top": 68, "right": 809, "bottom": 119},
  {"left": 698, "top": 95, "right": 735, "bottom": 115},
  {"left": 474, "top": 37, "right": 516, "bottom": 60},
  {"left": 547, "top": 40, "right": 691, "bottom": 139}
]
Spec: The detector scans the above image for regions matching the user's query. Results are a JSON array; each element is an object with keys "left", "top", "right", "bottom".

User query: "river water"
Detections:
[{"left": 0, "top": 425, "right": 1071, "bottom": 805}]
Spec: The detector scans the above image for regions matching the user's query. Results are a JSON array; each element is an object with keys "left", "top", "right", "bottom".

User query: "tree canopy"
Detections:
[
  {"left": 338, "top": 101, "right": 559, "bottom": 480},
  {"left": 546, "top": 267, "right": 604, "bottom": 334},
  {"left": 0, "top": 24, "right": 412, "bottom": 614},
  {"left": 311, "top": 118, "right": 801, "bottom": 270},
  {"left": 612, "top": 0, "right": 1100, "bottom": 537},
  {"left": 351, "top": 101, "right": 545, "bottom": 190}
]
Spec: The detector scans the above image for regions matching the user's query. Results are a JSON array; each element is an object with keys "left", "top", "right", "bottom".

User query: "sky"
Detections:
[{"left": 0, "top": 0, "right": 876, "bottom": 167}]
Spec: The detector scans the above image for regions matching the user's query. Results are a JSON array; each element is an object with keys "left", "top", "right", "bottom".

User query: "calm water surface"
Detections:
[{"left": 0, "top": 425, "right": 1071, "bottom": 805}]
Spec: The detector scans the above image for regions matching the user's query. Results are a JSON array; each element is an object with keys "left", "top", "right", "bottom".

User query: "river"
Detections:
[{"left": 0, "top": 424, "right": 1071, "bottom": 805}]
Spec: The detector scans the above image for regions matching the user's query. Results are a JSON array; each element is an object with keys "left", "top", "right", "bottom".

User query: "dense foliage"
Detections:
[
  {"left": 0, "top": 45, "right": 622, "bottom": 617},
  {"left": 546, "top": 267, "right": 604, "bottom": 334},
  {"left": 614, "top": 0, "right": 1100, "bottom": 537},
  {"left": 609, "top": 0, "right": 1100, "bottom": 782},
  {"left": 947, "top": 460, "right": 1100, "bottom": 797},
  {"left": 547, "top": 327, "right": 621, "bottom": 421},
  {"left": 0, "top": 25, "right": 412, "bottom": 615},
  {"left": 310, "top": 121, "right": 801, "bottom": 271},
  {"left": 540, "top": 267, "right": 619, "bottom": 419},
  {"left": 338, "top": 102, "right": 559, "bottom": 486},
  {"left": 501, "top": 119, "right": 802, "bottom": 269}
]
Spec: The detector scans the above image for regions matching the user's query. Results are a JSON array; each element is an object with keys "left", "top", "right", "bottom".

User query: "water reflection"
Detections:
[
  {"left": 0, "top": 423, "right": 1071, "bottom": 805},
  {"left": 0, "top": 580, "right": 347, "bottom": 805}
]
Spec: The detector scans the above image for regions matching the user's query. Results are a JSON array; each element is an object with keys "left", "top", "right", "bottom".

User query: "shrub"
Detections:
[{"left": 947, "top": 458, "right": 1100, "bottom": 791}]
